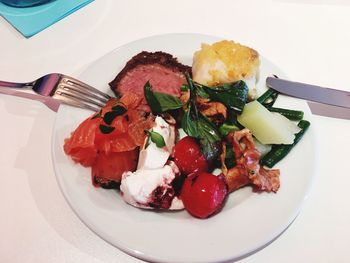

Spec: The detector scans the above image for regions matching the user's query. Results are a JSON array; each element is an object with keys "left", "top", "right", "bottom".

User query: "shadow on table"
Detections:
[{"left": 3, "top": 98, "right": 139, "bottom": 263}]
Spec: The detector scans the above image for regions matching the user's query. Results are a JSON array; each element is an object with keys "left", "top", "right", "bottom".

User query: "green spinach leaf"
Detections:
[{"left": 196, "top": 81, "right": 249, "bottom": 113}]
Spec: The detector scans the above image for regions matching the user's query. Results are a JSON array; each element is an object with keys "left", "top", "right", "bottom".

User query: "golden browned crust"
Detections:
[{"left": 192, "top": 40, "right": 260, "bottom": 87}]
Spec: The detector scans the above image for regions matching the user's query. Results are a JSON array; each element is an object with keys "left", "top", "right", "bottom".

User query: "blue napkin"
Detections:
[{"left": 0, "top": 0, "right": 94, "bottom": 38}]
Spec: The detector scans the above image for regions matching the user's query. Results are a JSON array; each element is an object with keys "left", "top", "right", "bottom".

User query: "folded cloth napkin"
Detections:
[{"left": 0, "top": 0, "right": 94, "bottom": 38}]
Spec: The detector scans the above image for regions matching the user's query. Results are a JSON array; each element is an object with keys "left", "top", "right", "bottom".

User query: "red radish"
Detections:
[
  {"left": 181, "top": 172, "right": 228, "bottom": 218},
  {"left": 173, "top": 136, "right": 208, "bottom": 175}
]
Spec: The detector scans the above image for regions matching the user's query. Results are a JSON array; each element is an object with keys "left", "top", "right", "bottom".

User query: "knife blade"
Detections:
[
  {"left": 266, "top": 77, "right": 350, "bottom": 109},
  {"left": 0, "top": 87, "right": 61, "bottom": 112},
  {"left": 307, "top": 101, "right": 350, "bottom": 120}
]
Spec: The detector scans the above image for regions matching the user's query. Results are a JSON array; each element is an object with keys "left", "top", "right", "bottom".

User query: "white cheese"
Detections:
[
  {"left": 120, "top": 161, "right": 183, "bottom": 210},
  {"left": 137, "top": 116, "right": 175, "bottom": 170}
]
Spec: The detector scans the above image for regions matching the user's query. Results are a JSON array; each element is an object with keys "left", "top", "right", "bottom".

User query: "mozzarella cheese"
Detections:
[
  {"left": 120, "top": 161, "right": 184, "bottom": 210},
  {"left": 137, "top": 116, "right": 176, "bottom": 169}
]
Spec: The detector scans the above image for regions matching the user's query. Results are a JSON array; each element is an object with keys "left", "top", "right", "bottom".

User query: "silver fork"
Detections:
[{"left": 0, "top": 73, "right": 111, "bottom": 112}]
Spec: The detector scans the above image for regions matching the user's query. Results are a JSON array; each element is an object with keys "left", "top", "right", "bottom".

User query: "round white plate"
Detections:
[{"left": 52, "top": 33, "right": 316, "bottom": 263}]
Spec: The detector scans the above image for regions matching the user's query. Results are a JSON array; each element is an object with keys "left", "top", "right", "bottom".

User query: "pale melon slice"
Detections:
[{"left": 237, "top": 100, "right": 300, "bottom": 144}]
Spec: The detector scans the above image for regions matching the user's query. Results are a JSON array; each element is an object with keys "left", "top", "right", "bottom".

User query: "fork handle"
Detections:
[{"left": 0, "top": 80, "right": 32, "bottom": 88}]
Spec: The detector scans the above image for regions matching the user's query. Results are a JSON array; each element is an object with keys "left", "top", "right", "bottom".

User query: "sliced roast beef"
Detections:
[{"left": 109, "top": 51, "right": 191, "bottom": 104}]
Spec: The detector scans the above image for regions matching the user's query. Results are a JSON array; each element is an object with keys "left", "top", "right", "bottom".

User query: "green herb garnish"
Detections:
[
  {"left": 182, "top": 74, "right": 222, "bottom": 162},
  {"left": 146, "top": 130, "right": 166, "bottom": 148},
  {"left": 99, "top": 124, "right": 115, "bottom": 134},
  {"left": 195, "top": 84, "right": 210, "bottom": 99},
  {"left": 102, "top": 105, "right": 127, "bottom": 125},
  {"left": 144, "top": 81, "right": 183, "bottom": 114},
  {"left": 103, "top": 111, "right": 119, "bottom": 125},
  {"left": 197, "top": 81, "right": 249, "bottom": 113},
  {"left": 219, "top": 123, "right": 241, "bottom": 136},
  {"left": 111, "top": 105, "right": 127, "bottom": 115},
  {"left": 180, "top": 84, "right": 189, "bottom": 92}
]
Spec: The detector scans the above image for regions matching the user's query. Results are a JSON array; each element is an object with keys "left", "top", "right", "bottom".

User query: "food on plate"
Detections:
[
  {"left": 192, "top": 40, "right": 260, "bottom": 98},
  {"left": 197, "top": 99, "right": 227, "bottom": 125},
  {"left": 260, "top": 120, "right": 310, "bottom": 168},
  {"left": 92, "top": 150, "right": 138, "bottom": 188},
  {"left": 173, "top": 136, "right": 208, "bottom": 175},
  {"left": 64, "top": 93, "right": 154, "bottom": 187},
  {"left": 121, "top": 161, "right": 183, "bottom": 210},
  {"left": 181, "top": 172, "right": 228, "bottom": 218},
  {"left": 64, "top": 39, "right": 310, "bottom": 219},
  {"left": 137, "top": 115, "right": 176, "bottom": 169},
  {"left": 109, "top": 51, "right": 191, "bottom": 109},
  {"left": 221, "top": 129, "right": 280, "bottom": 193},
  {"left": 237, "top": 100, "right": 301, "bottom": 144},
  {"left": 180, "top": 91, "right": 228, "bottom": 125}
]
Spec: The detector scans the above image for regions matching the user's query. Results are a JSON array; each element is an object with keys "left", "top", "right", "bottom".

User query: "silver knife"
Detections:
[
  {"left": 266, "top": 77, "right": 350, "bottom": 120},
  {"left": 307, "top": 101, "right": 350, "bottom": 120}
]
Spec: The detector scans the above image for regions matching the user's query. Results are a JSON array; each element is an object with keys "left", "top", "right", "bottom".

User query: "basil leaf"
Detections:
[
  {"left": 99, "top": 124, "right": 115, "bottom": 134},
  {"left": 144, "top": 81, "right": 162, "bottom": 113},
  {"left": 180, "top": 84, "right": 189, "bottom": 92},
  {"left": 103, "top": 111, "right": 118, "bottom": 125},
  {"left": 182, "top": 111, "right": 200, "bottom": 138},
  {"left": 154, "top": 92, "right": 183, "bottom": 111},
  {"left": 196, "top": 115, "right": 222, "bottom": 162},
  {"left": 111, "top": 105, "right": 127, "bottom": 115},
  {"left": 195, "top": 85, "right": 210, "bottom": 99},
  {"left": 146, "top": 130, "right": 166, "bottom": 148},
  {"left": 198, "top": 81, "right": 249, "bottom": 113},
  {"left": 103, "top": 105, "right": 127, "bottom": 125},
  {"left": 182, "top": 110, "right": 223, "bottom": 162},
  {"left": 144, "top": 81, "right": 183, "bottom": 114},
  {"left": 182, "top": 74, "right": 222, "bottom": 162}
]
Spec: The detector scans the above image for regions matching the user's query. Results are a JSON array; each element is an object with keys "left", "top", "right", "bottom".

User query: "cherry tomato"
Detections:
[
  {"left": 181, "top": 172, "right": 228, "bottom": 218},
  {"left": 173, "top": 136, "right": 208, "bottom": 175}
]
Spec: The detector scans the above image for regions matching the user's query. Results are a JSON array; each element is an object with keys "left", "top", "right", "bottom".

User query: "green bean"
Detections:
[
  {"left": 269, "top": 107, "right": 304, "bottom": 121},
  {"left": 219, "top": 123, "right": 241, "bottom": 136},
  {"left": 257, "top": 88, "right": 279, "bottom": 107},
  {"left": 260, "top": 120, "right": 310, "bottom": 168}
]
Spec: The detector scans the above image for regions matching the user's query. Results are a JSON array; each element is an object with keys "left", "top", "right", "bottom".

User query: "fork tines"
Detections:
[{"left": 54, "top": 76, "right": 111, "bottom": 112}]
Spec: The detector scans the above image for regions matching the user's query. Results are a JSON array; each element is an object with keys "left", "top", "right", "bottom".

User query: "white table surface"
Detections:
[{"left": 1, "top": 0, "right": 350, "bottom": 262}]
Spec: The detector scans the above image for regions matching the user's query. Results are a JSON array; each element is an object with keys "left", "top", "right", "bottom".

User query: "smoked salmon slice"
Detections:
[{"left": 64, "top": 92, "right": 154, "bottom": 186}]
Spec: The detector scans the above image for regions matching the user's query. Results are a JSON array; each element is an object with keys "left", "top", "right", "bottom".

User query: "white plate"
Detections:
[{"left": 52, "top": 33, "right": 316, "bottom": 263}]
